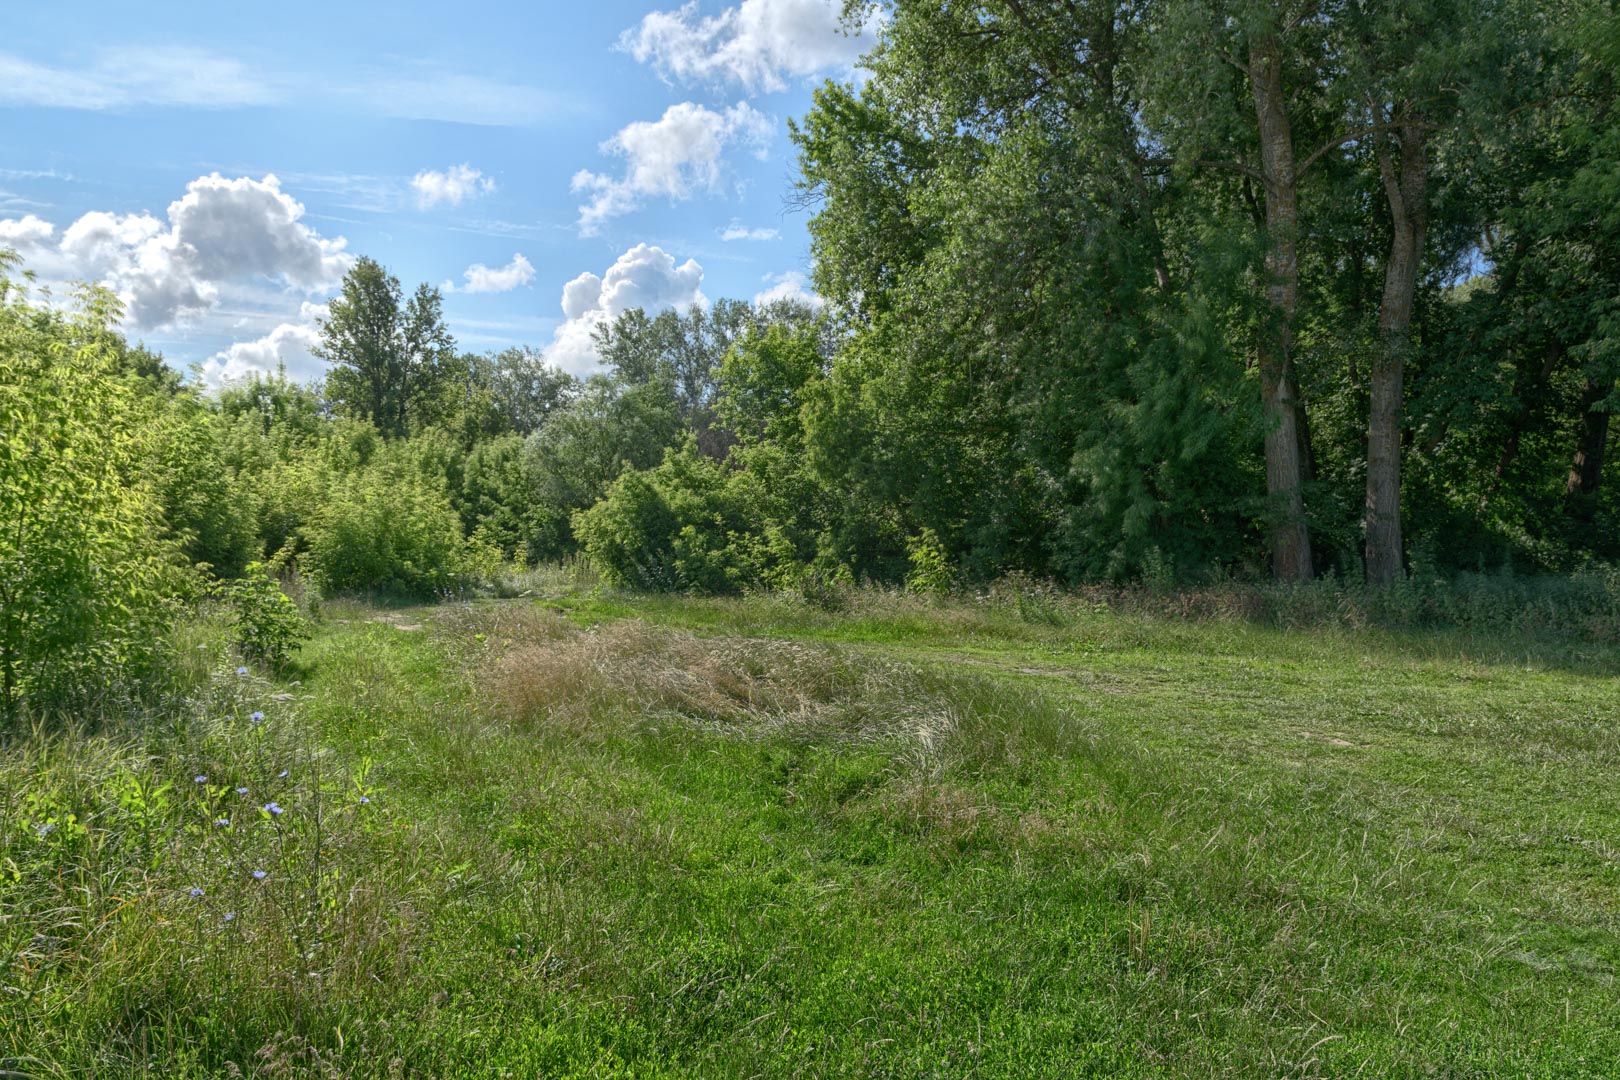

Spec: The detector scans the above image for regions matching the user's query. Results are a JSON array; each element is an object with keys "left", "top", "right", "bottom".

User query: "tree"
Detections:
[{"left": 318, "top": 257, "right": 456, "bottom": 437}]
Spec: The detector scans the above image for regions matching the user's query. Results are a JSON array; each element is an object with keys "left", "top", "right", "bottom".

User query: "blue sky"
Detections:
[{"left": 0, "top": 0, "right": 876, "bottom": 384}]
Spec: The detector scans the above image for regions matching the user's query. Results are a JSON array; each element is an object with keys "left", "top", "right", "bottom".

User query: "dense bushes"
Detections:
[
  {"left": 0, "top": 277, "right": 184, "bottom": 721},
  {"left": 575, "top": 442, "right": 812, "bottom": 592},
  {"left": 301, "top": 457, "right": 470, "bottom": 600}
]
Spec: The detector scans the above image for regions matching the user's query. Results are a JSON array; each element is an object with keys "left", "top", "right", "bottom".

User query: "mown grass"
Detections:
[{"left": 3, "top": 587, "right": 1618, "bottom": 1077}]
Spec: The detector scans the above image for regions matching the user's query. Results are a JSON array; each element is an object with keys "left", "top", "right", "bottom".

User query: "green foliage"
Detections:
[
  {"left": 904, "top": 528, "right": 953, "bottom": 595},
  {"left": 301, "top": 455, "right": 469, "bottom": 599},
  {"left": 318, "top": 257, "right": 457, "bottom": 438},
  {"left": 224, "top": 562, "right": 310, "bottom": 669},
  {"left": 0, "top": 273, "right": 182, "bottom": 719},
  {"left": 574, "top": 441, "right": 816, "bottom": 593},
  {"left": 141, "top": 392, "right": 260, "bottom": 578},
  {"left": 715, "top": 322, "right": 824, "bottom": 447},
  {"left": 520, "top": 375, "right": 685, "bottom": 559}
]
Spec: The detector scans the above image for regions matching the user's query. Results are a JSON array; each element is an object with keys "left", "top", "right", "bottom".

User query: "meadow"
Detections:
[{"left": 4, "top": 581, "right": 1619, "bottom": 1077}]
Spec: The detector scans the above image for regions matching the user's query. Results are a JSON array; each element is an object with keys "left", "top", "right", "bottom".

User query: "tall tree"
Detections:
[{"left": 318, "top": 258, "right": 456, "bottom": 437}]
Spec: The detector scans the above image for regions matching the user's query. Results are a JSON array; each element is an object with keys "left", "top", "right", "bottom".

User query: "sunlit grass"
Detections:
[{"left": 4, "top": 588, "right": 1618, "bottom": 1076}]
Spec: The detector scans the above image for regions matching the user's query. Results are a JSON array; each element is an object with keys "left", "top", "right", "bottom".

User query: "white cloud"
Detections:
[
  {"left": 0, "top": 47, "right": 277, "bottom": 110},
  {"left": 412, "top": 164, "right": 497, "bottom": 208},
  {"left": 201, "top": 302, "right": 329, "bottom": 389},
  {"left": 543, "top": 243, "right": 707, "bottom": 375},
  {"left": 620, "top": 0, "right": 880, "bottom": 93},
  {"left": 720, "top": 219, "right": 779, "bottom": 242},
  {"left": 754, "top": 270, "right": 822, "bottom": 309},
  {"left": 571, "top": 102, "right": 773, "bottom": 235},
  {"left": 14, "top": 173, "right": 350, "bottom": 330},
  {"left": 0, "top": 214, "right": 56, "bottom": 249},
  {"left": 444, "top": 252, "right": 535, "bottom": 294}
]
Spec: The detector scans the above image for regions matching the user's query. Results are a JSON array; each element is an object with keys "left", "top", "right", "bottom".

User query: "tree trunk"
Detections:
[
  {"left": 1249, "top": 37, "right": 1313, "bottom": 582},
  {"left": 1366, "top": 123, "right": 1428, "bottom": 586},
  {"left": 1566, "top": 378, "right": 1611, "bottom": 523}
]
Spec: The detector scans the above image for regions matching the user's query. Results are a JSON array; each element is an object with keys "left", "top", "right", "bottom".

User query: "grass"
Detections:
[{"left": 3, "top": 586, "right": 1619, "bottom": 1077}]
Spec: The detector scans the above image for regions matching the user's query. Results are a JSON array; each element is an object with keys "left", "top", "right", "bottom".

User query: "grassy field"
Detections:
[{"left": 4, "top": 586, "right": 1619, "bottom": 1077}]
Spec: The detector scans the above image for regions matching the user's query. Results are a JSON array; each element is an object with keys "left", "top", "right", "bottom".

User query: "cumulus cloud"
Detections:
[
  {"left": 720, "top": 219, "right": 779, "bottom": 242},
  {"left": 0, "top": 214, "right": 56, "bottom": 249},
  {"left": 198, "top": 301, "right": 329, "bottom": 388},
  {"left": 620, "top": 0, "right": 880, "bottom": 93},
  {"left": 543, "top": 243, "right": 706, "bottom": 375},
  {"left": 14, "top": 173, "right": 349, "bottom": 330},
  {"left": 444, "top": 252, "right": 535, "bottom": 294},
  {"left": 571, "top": 102, "right": 772, "bottom": 235},
  {"left": 412, "top": 164, "right": 497, "bottom": 208},
  {"left": 0, "top": 46, "right": 278, "bottom": 110},
  {"left": 754, "top": 270, "right": 822, "bottom": 309}
]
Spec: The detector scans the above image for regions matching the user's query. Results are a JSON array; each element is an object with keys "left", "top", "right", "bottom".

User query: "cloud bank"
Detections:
[{"left": 3, "top": 173, "right": 350, "bottom": 329}]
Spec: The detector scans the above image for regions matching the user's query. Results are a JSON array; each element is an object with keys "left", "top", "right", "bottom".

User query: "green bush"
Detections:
[
  {"left": 301, "top": 462, "right": 469, "bottom": 599},
  {"left": 574, "top": 442, "right": 816, "bottom": 593},
  {"left": 0, "top": 275, "right": 183, "bottom": 720},
  {"left": 224, "top": 563, "right": 309, "bottom": 669}
]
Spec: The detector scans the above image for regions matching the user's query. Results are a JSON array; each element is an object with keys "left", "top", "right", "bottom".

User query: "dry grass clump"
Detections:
[{"left": 478, "top": 611, "right": 967, "bottom": 757}]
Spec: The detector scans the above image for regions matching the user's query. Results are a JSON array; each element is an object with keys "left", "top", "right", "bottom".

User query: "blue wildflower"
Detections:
[
  {"left": 224, "top": 911, "right": 235, "bottom": 922},
  {"left": 236, "top": 787, "right": 248, "bottom": 795},
  {"left": 250, "top": 711, "right": 264, "bottom": 722},
  {"left": 189, "top": 887, "right": 204, "bottom": 898},
  {"left": 264, "top": 802, "right": 284, "bottom": 816},
  {"left": 215, "top": 817, "right": 230, "bottom": 827},
  {"left": 277, "top": 769, "right": 288, "bottom": 778},
  {"left": 194, "top": 775, "right": 207, "bottom": 784},
  {"left": 359, "top": 796, "right": 371, "bottom": 805},
  {"left": 251, "top": 870, "right": 267, "bottom": 880}
]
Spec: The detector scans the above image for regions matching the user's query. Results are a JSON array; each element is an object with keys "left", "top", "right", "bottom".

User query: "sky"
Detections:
[{"left": 0, "top": 0, "right": 878, "bottom": 386}]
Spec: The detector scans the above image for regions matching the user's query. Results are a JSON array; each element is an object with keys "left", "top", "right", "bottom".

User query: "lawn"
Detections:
[{"left": 4, "top": 588, "right": 1618, "bottom": 1077}]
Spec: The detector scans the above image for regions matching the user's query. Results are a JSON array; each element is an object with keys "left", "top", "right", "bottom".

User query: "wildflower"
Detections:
[
  {"left": 236, "top": 666, "right": 248, "bottom": 676},
  {"left": 264, "top": 802, "right": 284, "bottom": 816},
  {"left": 252, "top": 870, "right": 267, "bottom": 880},
  {"left": 236, "top": 787, "right": 248, "bottom": 795},
  {"left": 189, "top": 887, "right": 204, "bottom": 898},
  {"left": 277, "top": 770, "right": 288, "bottom": 779},
  {"left": 215, "top": 817, "right": 230, "bottom": 827},
  {"left": 250, "top": 711, "right": 264, "bottom": 722},
  {"left": 224, "top": 912, "right": 235, "bottom": 922},
  {"left": 194, "top": 775, "right": 207, "bottom": 784},
  {"left": 359, "top": 796, "right": 371, "bottom": 805}
]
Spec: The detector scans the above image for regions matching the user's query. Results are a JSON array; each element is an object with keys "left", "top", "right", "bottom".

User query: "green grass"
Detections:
[{"left": 4, "top": 588, "right": 1619, "bottom": 1077}]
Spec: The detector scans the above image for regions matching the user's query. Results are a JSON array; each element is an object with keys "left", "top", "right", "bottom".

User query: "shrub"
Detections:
[
  {"left": 301, "top": 462, "right": 469, "bottom": 599},
  {"left": 224, "top": 563, "right": 309, "bottom": 670},
  {"left": 0, "top": 276, "right": 183, "bottom": 720},
  {"left": 905, "top": 528, "right": 954, "bottom": 595},
  {"left": 574, "top": 442, "right": 817, "bottom": 593}
]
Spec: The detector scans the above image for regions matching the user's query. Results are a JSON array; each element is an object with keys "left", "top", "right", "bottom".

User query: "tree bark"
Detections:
[
  {"left": 1366, "top": 122, "right": 1428, "bottom": 586},
  {"left": 1566, "top": 378, "right": 1611, "bottom": 523},
  {"left": 1249, "top": 36, "right": 1313, "bottom": 582}
]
